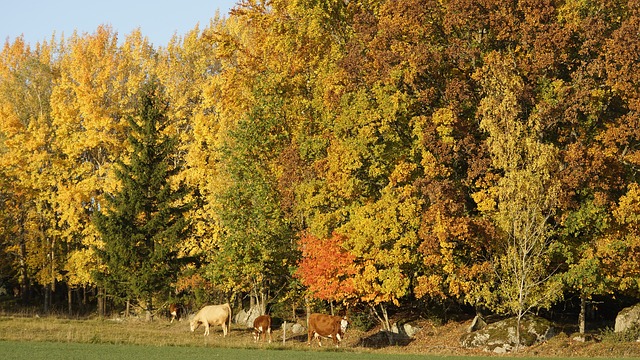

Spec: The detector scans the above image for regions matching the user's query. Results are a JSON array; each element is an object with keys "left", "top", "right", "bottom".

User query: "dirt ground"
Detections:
[{"left": 338, "top": 317, "right": 640, "bottom": 358}]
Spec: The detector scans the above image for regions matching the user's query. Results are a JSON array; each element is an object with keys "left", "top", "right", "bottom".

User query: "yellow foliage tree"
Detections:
[
  {"left": 0, "top": 36, "right": 62, "bottom": 309},
  {"left": 339, "top": 182, "right": 423, "bottom": 330},
  {"left": 50, "top": 27, "right": 156, "bottom": 307},
  {"left": 473, "top": 51, "right": 563, "bottom": 343}
]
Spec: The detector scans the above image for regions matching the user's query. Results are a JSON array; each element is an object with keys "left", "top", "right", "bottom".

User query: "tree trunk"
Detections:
[
  {"left": 83, "top": 286, "right": 87, "bottom": 309},
  {"left": 305, "top": 296, "right": 311, "bottom": 327},
  {"left": 68, "top": 287, "right": 73, "bottom": 316},
  {"left": 44, "top": 285, "right": 50, "bottom": 314},
  {"left": 515, "top": 311, "right": 524, "bottom": 351},
  {"left": 260, "top": 290, "right": 266, "bottom": 315},
  {"left": 370, "top": 304, "right": 391, "bottom": 331},
  {"left": 145, "top": 297, "right": 153, "bottom": 321},
  {"left": 97, "top": 286, "right": 105, "bottom": 318},
  {"left": 49, "top": 236, "right": 56, "bottom": 314},
  {"left": 292, "top": 302, "right": 296, "bottom": 322},
  {"left": 250, "top": 288, "right": 256, "bottom": 309},
  {"left": 19, "top": 227, "right": 29, "bottom": 304},
  {"left": 47, "top": 280, "right": 54, "bottom": 314},
  {"left": 579, "top": 296, "right": 586, "bottom": 334},
  {"left": 381, "top": 304, "right": 391, "bottom": 331}
]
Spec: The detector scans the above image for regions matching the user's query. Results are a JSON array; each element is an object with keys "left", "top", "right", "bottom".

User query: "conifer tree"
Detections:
[{"left": 93, "top": 79, "right": 191, "bottom": 320}]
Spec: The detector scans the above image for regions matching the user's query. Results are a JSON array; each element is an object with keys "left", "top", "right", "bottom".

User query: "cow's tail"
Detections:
[{"left": 225, "top": 302, "right": 232, "bottom": 335}]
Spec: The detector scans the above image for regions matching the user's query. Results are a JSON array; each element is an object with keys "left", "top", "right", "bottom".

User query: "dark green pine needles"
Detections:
[{"left": 93, "top": 79, "right": 192, "bottom": 319}]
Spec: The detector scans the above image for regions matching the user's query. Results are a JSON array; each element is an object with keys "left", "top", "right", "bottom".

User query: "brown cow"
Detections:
[
  {"left": 169, "top": 303, "right": 182, "bottom": 323},
  {"left": 190, "top": 303, "right": 232, "bottom": 336},
  {"left": 252, "top": 314, "right": 272, "bottom": 343},
  {"left": 307, "top": 313, "right": 349, "bottom": 347}
]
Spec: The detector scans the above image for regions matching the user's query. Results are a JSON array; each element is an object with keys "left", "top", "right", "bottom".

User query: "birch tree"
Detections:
[{"left": 472, "top": 51, "right": 563, "bottom": 345}]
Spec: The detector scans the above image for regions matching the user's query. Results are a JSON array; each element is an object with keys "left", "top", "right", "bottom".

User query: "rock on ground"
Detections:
[
  {"left": 615, "top": 303, "right": 640, "bottom": 333},
  {"left": 460, "top": 315, "right": 554, "bottom": 353}
]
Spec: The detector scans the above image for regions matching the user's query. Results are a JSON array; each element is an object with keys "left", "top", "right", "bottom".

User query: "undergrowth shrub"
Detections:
[{"left": 600, "top": 324, "right": 640, "bottom": 343}]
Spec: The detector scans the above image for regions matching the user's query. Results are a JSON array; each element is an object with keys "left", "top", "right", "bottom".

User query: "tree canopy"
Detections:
[
  {"left": 1, "top": 0, "right": 639, "bottom": 329},
  {"left": 93, "top": 80, "right": 191, "bottom": 318}
]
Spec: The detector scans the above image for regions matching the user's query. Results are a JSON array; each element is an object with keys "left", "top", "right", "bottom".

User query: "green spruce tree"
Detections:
[{"left": 94, "top": 80, "right": 191, "bottom": 320}]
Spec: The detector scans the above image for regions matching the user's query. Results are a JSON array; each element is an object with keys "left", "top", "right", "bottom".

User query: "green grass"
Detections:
[
  {"left": 0, "top": 315, "right": 638, "bottom": 359},
  {"left": 0, "top": 341, "right": 441, "bottom": 360},
  {"left": 0, "top": 341, "right": 614, "bottom": 360}
]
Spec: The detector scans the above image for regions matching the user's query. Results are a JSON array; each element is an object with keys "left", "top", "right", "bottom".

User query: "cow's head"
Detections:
[
  {"left": 189, "top": 319, "right": 200, "bottom": 332},
  {"left": 340, "top": 316, "right": 349, "bottom": 333},
  {"left": 253, "top": 328, "right": 263, "bottom": 342}
]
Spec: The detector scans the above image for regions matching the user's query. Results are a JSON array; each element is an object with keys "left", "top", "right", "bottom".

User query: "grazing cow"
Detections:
[
  {"left": 169, "top": 303, "right": 183, "bottom": 323},
  {"left": 190, "top": 303, "right": 232, "bottom": 336},
  {"left": 307, "top": 313, "right": 349, "bottom": 347},
  {"left": 252, "top": 314, "right": 272, "bottom": 343}
]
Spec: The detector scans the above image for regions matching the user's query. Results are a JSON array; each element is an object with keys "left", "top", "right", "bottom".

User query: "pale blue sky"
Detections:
[{"left": 1, "top": 0, "right": 238, "bottom": 47}]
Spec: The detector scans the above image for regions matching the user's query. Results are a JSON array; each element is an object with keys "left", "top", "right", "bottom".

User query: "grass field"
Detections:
[
  {"left": 0, "top": 315, "right": 638, "bottom": 359},
  {"left": 0, "top": 341, "right": 601, "bottom": 360},
  {"left": 0, "top": 341, "right": 433, "bottom": 360}
]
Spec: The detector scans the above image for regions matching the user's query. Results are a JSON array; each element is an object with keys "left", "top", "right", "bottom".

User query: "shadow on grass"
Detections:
[{"left": 358, "top": 331, "right": 414, "bottom": 348}]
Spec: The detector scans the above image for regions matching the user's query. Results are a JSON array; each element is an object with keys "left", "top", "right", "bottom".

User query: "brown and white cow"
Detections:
[
  {"left": 307, "top": 313, "right": 349, "bottom": 347},
  {"left": 169, "top": 303, "right": 183, "bottom": 323},
  {"left": 190, "top": 303, "right": 232, "bottom": 336},
  {"left": 252, "top": 314, "right": 272, "bottom": 343}
]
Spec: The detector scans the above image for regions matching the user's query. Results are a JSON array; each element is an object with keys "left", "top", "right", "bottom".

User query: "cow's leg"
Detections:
[
  {"left": 204, "top": 323, "right": 210, "bottom": 336},
  {"left": 267, "top": 328, "right": 272, "bottom": 343},
  {"left": 222, "top": 323, "right": 228, "bottom": 337}
]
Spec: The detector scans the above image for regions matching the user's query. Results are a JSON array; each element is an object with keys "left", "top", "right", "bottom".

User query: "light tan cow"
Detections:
[{"left": 190, "top": 303, "right": 232, "bottom": 336}]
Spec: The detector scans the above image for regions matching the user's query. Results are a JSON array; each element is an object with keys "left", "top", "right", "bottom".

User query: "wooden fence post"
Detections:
[{"left": 283, "top": 321, "right": 286, "bottom": 345}]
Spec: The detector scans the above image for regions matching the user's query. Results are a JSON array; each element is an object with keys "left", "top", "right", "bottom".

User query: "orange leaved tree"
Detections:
[{"left": 296, "top": 232, "right": 357, "bottom": 307}]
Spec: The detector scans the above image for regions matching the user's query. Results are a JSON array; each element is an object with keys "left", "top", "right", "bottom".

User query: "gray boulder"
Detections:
[
  {"left": 460, "top": 315, "right": 554, "bottom": 353},
  {"left": 281, "top": 321, "right": 305, "bottom": 335},
  {"left": 233, "top": 306, "right": 261, "bottom": 328},
  {"left": 467, "top": 314, "right": 487, "bottom": 333},
  {"left": 390, "top": 322, "right": 421, "bottom": 338},
  {"left": 615, "top": 303, "right": 640, "bottom": 333},
  {"left": 291, "top": 323, "right": 305, "bottom": 334}
]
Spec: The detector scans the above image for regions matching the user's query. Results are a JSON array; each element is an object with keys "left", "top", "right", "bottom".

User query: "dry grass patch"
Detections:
[{"left": 3, "top": 315, "right": 640, "bottom": 358}]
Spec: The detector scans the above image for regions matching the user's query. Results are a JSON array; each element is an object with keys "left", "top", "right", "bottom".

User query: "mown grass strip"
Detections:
[{"left": 0, "top": 341, "right": 454, "bottom": 360}]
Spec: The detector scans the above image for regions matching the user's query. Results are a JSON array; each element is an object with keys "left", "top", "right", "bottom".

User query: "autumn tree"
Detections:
[
  {"left": 50, "top": 27, "right": 157, "bottom": 314},
  {"left": 200, "top": 0, "right": 353, "bottom": 313},
  {"left": 155, "top": 18, "right": 228, "bottom": 303},
  {"left": 340, "top": 184, "right": 423, "bottom": 330},
  {"left": 550, "top": 0, "right": 634, "bottom": 333},
  {"left": 4, "top": 0, "right": 640, "bottom": 330},
  {"left": 0, "top": 37, "right": 61, "bottom": 309},
  {"left": 587, "top": 0, "right": 640, "bottom": 306},
  {"left": 93, "top": 80, "right": 191, "bottom": 320},
  {"left": 473, "top": 51, "right": 563, "bottom": 344},
  {"left": 296, "top": 232, "right": 357, "bottom": 305},
  {"left": 207, "top": 82, "right": 296, "bottom": 314},
  {"left": 598, "top": 184, "right": 640, "bottom": 296}
]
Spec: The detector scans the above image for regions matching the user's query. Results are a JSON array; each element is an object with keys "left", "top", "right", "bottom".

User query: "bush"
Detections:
[
  {"left": 600, "top": 324, "right": 640, "bottom": 343},
  {"left": 348, "top": 309, "right": 377, "bottom": 331}
]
